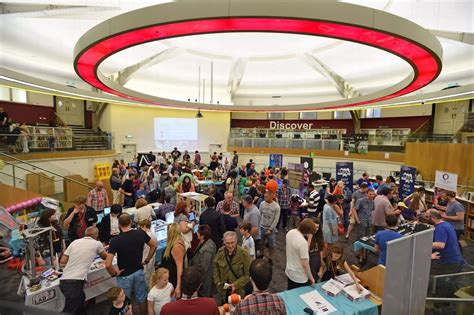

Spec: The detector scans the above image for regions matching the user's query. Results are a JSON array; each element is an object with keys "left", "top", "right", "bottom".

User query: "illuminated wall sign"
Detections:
[{"left": 269, "top": 121, "right": 313, "bottom": 130}]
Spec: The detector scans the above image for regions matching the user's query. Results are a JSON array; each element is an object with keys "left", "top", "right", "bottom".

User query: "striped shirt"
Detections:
[
  {"left": 234, "top": 290, "right": 286, "bottom": 315},
  {"left": 308, "top": 190, "right": 320, "bottom": 213}
]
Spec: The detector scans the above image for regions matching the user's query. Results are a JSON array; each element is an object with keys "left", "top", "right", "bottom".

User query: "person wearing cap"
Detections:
[{"left": 398, "top": 201, "right": 415, "bottom": 221}]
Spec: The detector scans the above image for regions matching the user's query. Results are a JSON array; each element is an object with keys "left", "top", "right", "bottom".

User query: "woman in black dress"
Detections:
[{"left": 159, "top": 223, "right": 186, "bottom": 298}]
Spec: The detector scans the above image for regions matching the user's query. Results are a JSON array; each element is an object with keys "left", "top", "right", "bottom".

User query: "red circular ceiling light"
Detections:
[{"left": 74, "top": 2, "right": 442, "bottom": 111}]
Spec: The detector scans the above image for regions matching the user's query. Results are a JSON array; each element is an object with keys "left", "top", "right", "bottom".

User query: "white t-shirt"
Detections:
[
  {"left": 147, "top": 282, "right": 174, "bottom": 315},
  {"left": 143, "top": 230, "right": 158, "bottom": 260},
  {"left": 110, "top": 215, "right": 120, "bottom": 235},
  {"left": 285, "top": 229, "right": 310, "bottom": 283},
  {"left": 134, "top": 205, "right": 155, "bottom": 223},
  {"left": 242, "top": 235, "right": 255, "bottom": 258},
  {"left": 62, "top": 237, "right": 105, "bottom": 280}
]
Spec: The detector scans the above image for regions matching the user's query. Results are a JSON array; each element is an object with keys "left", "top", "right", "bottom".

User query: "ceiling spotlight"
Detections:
[{"left": 196, "top": 110, "right": 203, "bottom": 118}]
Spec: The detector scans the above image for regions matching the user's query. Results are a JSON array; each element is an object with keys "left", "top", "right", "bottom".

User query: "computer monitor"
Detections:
[
  {"left": 314, "top": 134, "right": 321, "bottom": 139},
  {"left": 165, "top": 212, "right": 174, "bottom": 224},
  {"left": 322, "top": 172, "right": 332, "bottom": 180},
  {"left": 294, "top": 134, "right": 301, "bottom": 139},
  {"left": 276, "top": 134, "right": 282, "bottom": 138},
  {"left": 96, "top": 213, "right": 105, "bottom": 224},
  {"left": 103, "top": 207, "right": 111, "bottom": 215}
]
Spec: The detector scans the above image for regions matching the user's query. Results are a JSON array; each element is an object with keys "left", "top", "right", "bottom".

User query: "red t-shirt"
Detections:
[
  {"left": 76, "top": 212, "right": 87, "bottom": 239},
  {"left": 161, "top": 298, "right": 219, "bottom": 315}
]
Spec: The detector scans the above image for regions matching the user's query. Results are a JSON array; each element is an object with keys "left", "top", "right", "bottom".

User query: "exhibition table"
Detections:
[
  {"left": 24, "top": 257, "right": 117, "bottom": 311},
  {"left": 123, "top": 202, "right": 161, "bottom": 217},
  {"left": 353, "top": 222, "right": 432, "bottom": 253},
  {"left": 278, "top": 282, "right": 378, "bottom": 315}
]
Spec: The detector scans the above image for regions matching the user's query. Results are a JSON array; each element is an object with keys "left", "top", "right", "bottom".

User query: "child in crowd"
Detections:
[
  {"left": 222, "top": 203, "right": 238, "bottom": 231},
  {"left": 239, "top": 221, "right": 255, "bottom": 259},
  {"left": 139, "top": 219, "right": 157, "bottom": 285},
  {"left": 136, "top": 183, "right": 147, "bottom": 199},
  {"left": 107, "top": 287, "right": 132, "bottom": 315},
  {"left": 147, "top": 268, "right": 174, "bottom": 315},
  {"left": 320, "top": 246, "right": 363, "bottom": 292},
  {"left": 288, "top": 194, "right": 302, "bottom": 230}
]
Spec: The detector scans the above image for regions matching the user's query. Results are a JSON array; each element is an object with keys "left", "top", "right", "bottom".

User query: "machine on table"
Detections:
[
  {"left": 24, "top": 256, "right": 118, "bottom": 311},
  {"left": 196, "top": 180, "right": 224, "bottom": 194},
  {"left": 179, "top": 192, "right": 209, "bottom": 214},
  {"left": 353, "top": 222, "right": 431, "bottom": 253}
]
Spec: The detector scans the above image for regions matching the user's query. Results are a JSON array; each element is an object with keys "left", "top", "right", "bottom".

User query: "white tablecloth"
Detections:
[{"left": 24, "top": 258, "right": 117, "bottom": 311}]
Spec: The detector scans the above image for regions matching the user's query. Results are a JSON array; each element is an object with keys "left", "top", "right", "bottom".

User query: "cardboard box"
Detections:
[
  {"left": 321, "top": 279, "right": 345, "bottom": 297},
  {"left": 343, "top": 284, "right": 371, "bottom": 302}
]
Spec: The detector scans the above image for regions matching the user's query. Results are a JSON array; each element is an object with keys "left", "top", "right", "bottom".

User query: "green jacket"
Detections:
[{"left": 213, "top": 245, "right": 250, "bottom": 298}]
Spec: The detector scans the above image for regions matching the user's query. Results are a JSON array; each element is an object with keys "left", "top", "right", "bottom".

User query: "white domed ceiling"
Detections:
[{"left": 0, "top": 0, "right": 473, "bottom": 111}]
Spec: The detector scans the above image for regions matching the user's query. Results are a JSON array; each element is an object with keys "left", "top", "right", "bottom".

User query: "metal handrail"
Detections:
[
  {"left": 426, "top": 297, "right": 474, "bottom": 303},
  {"left": 432, "top": 271, "right": 474, "bottom": 295},
  {"left": 0, "top": 152, "right": 93, "bottom": 189}
]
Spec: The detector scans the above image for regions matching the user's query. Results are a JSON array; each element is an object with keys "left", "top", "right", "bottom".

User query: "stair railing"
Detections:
[{"left": 0, "top": 152, "right": 94, "bottom": 190}]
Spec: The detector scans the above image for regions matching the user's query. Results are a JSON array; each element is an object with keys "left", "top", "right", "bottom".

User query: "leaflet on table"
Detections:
[
  {"left": 343, "top": 284, "right": 371, "bottom": 302},
  {"left": 321, "top": 279, "right": 345, "bottom": 297},
  {"left": 335, "top": 273, "right": 357, "bottom": 286},
  {"left": 300, "top": 290, "right": 337, "bottom": 314}
]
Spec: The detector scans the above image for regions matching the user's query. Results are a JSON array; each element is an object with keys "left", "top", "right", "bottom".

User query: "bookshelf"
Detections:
[
  {"left": 425, "top": 189, "right": 474, "bottom": 241},
  {"left": 28, "top": 126, "right": 73, "bottom": 150},
  {"left": 360, "top": 128, "right": 411, "bottom": 146}
]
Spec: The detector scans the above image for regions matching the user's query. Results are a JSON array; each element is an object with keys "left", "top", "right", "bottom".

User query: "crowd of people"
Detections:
[{"left": 32, "top": 148, "right": 466, "bottom": 314}]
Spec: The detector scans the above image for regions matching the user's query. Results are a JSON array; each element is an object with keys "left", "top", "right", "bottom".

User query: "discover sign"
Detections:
[{"left": 270, "top": 121, "right": 314, "bottom": 130}]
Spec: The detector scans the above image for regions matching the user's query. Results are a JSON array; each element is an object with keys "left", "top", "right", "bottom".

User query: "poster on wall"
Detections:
[
  {"left": 336, "top": 162, "right": 354, "bottom": 192},
  {"left": 137, "top": 153, "right": 155, "bottom": 167},
  {"left": 399, "top": 166, "right": 417, "bottom": 199},
  {"left": 269, "top": 154, "right": 283, "bottom": 169},
  {"left": 435, "top": 170, "right": 458, "bottom": 192}
]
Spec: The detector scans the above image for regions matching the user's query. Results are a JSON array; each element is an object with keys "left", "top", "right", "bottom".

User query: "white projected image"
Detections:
[{"left": 154, "top": 118, "right": 198, "bottom": 151}]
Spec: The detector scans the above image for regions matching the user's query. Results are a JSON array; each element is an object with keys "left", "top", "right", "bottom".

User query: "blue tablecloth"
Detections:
[
  {"left": 197, "top": 180, "right": 224, "bottom": 186},
  {"left": 353, "top": 241, "right": 376, "bottom": 253},
  {"left": 278, "top": 283, "right": 378, "bottom": 315}
]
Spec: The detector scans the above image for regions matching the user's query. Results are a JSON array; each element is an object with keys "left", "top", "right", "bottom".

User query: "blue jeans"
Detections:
[{"left": 116, "top": 269, "right": 147, "bottom": 304}]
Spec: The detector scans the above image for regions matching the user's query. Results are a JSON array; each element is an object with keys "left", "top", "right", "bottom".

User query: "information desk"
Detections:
[
  {"left": 353, "top": 222, "right": 432, "bottom": 253},
  {"left": 278, "top": 282, "right": 378, "bottom": 315},
  {"left": 24, "top": 257, "right": 117, "bottom": 311}
]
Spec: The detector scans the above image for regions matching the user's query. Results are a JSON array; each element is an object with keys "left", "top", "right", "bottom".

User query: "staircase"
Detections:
[
  {"left": 71, "top": 127, "right": 109, "bottom": 150},
  {"left": 460, "top": 112, "right": 474, "bottom": 132}
]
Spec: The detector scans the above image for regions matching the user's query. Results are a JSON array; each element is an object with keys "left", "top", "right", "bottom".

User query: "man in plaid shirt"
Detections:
[
  {"left": 87, "top": 181, "right": 109, "bottom": 213},
  {"left": 216, "top": 191, "right": 240, "bottom": 218},
  {"left": 234, "top": 259, "right": 286, "bottom": 315},
  {"left": 276, "top": 179, "right": 291, "bottom": 232}
]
